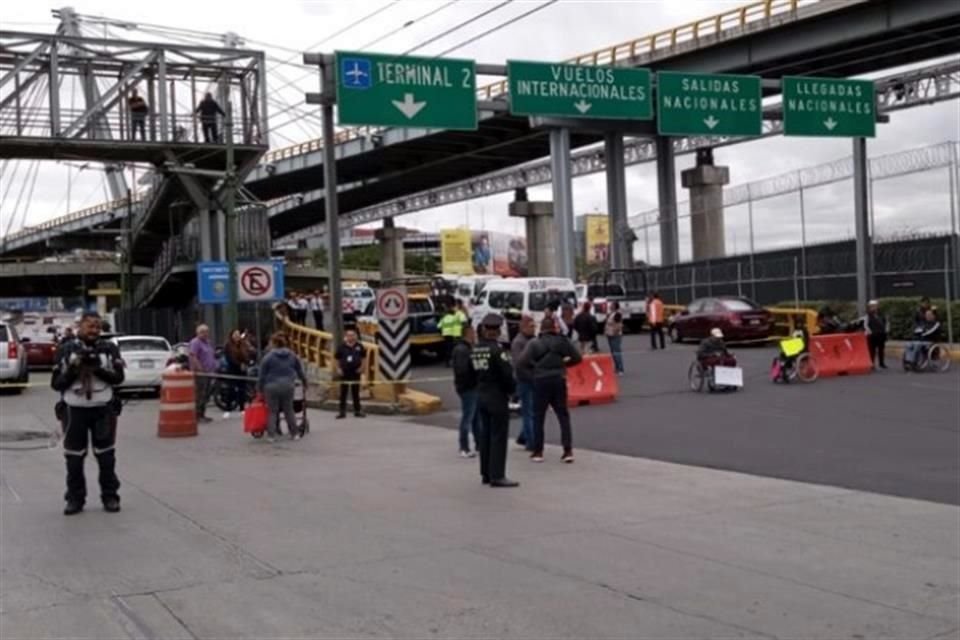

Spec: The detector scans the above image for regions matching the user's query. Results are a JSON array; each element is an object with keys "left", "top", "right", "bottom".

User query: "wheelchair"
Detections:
[
  {"left": 902, "top": 342, "right": 952, "bottom": 373},
  {"left": 688, "top": 353, "right": 739, "bottom": 393},
  {"left": 771, "top": 352, "right": 818, "bottom": 384}
]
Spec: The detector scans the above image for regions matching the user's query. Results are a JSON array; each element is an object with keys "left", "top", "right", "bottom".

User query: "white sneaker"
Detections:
[
  {"left": 267, "top": 436, "right": 276, "bottom": 443},
  {"left": 223, "top": 412, "right": 231, "bottom": 419},
  {"left": 460, "top": 450, "right": 476, "bottom": 458},
  {"left": 293, "top": 434, "right": 302, "bottom": 441}
]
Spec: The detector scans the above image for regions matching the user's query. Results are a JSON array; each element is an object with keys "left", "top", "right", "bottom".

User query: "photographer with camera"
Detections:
[{"left": 51, "top": 312, "right": 125, "bottom": 516}]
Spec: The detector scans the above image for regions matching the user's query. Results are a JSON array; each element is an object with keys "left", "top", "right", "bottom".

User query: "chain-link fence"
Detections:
[{"left": 628, "top": 141, "right": 960, "bottom": 302}]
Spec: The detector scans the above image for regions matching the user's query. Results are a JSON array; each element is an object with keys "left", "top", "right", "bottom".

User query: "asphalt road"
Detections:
[{"left": 412, "top": 335, "right": 960, "bottom": 505}]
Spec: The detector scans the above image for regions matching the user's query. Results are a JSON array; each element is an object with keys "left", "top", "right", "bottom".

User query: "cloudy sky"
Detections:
[{"left": 1, "top": 0, "right": 958, "bottom": 264}]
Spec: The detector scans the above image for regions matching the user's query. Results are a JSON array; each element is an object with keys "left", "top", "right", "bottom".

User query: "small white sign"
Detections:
[{"left": 713, "top": 366, "right": 744, "bottom": 388}]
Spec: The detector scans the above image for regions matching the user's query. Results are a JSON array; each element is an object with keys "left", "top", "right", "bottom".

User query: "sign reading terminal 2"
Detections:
[{"left": 335, "top": 51, "right": 477, "bottom": 130}]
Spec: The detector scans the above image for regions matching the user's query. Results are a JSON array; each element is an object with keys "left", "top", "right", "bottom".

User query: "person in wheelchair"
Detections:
[
  {"left": 697, "top": 328, "right": 736, "bottom": 368},
  {"left": 773, "top": 328, "right": 809, "bottom": 381},
  {"left": 904, "top": 308, "right": 942, "bottom": 368}
]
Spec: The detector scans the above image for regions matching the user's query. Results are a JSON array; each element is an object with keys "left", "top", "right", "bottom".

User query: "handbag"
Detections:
[{"left": 243, "top": 394, "right": 268, "bottom": 433}]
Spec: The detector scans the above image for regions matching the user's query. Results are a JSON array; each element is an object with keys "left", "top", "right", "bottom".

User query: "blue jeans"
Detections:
[
  {"left": 905, "top": 340, "right": 927, "bottom": 366},
  {"left": 607, "top": 335, "right": 624, "bottom": 373},
  {"left": 517, "top": 380, "right": 534, "bottom": 448},
  {"left": 458, "top": 389, "right": 481, "bottom": 452}
]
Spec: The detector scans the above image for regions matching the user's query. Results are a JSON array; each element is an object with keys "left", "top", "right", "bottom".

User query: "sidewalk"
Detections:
[{"left": 1, "top": 390, "right": 958, "bottom": 639}]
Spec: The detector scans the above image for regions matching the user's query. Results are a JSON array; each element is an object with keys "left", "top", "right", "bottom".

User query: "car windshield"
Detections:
[
  {"left": 118, "top": 338, "right": 170, "bottom": 352},
  {"left": 488, "top": 291, "right": 524, "bottom": 310},
  {"left": 409, "top": 299, "right": 434, "bottom": 314},
  {"left": 722, "top": 299, "right": 760, "bottom": 311},
  {"left": 345, "top": 289, "right": 372, "bottom": 298},
  {"left": 529, "top": 290, "right": 577, "bottom": 312}
]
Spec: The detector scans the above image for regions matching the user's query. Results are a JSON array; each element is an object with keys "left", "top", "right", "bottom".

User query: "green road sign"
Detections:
[
  {"left": 782, "top": 76, "right": 876, "bottom": 137},
  {"left": 335, "top": 51, "right": 477, "bottom": 130},
  {"left": 507, "top": 60, "right": 652, "bottom": 120},
  {"left": 656, "top": 71, "right": 762, "bottom": 136}
]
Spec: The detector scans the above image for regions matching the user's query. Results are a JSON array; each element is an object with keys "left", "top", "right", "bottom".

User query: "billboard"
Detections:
[
  {"left": 442, "top": 229, "right": 528, "bottom": 277},
  {"left": 585, "top": 214, "right": 610, "bottom": 265},
  {"left": 440, "top": 229, "right": 474, "bottom": 275}
]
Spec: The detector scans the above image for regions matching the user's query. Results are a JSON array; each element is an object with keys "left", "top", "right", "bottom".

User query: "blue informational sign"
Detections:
[
  {"left": 197, "top": 261, "right": 230, "bottom": 305},
  {"left": 197, "top": 260, "right": 285, "bottom": 305}
]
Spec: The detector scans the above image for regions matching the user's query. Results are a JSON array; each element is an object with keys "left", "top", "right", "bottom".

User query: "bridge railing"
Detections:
[
  {"left": 0, "top": 31, "right": 268, "bottom": 147},
  {"left": 263, "top": 0, "right": 822, "bottom": 164}
]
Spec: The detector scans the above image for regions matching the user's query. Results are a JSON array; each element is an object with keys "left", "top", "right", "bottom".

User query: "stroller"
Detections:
[{"left": 245, "top": 380, "right": 310, "bottom": 439}]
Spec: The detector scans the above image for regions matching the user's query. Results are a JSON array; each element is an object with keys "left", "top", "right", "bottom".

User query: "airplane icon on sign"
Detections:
[{"left": 341, "top": 57, "right": 372, "bottom": 89}]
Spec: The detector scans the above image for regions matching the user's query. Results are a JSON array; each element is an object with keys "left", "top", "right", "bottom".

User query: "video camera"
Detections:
[{"left": 70, "top": 344, "right": 103, "bottom": 368}]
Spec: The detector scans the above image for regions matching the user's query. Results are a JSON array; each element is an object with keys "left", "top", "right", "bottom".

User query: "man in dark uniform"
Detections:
[
  {"left": 51, "top": 312, "right": 125, "bottom": 515},
  {"left": 471, "top": 314, "right": 519, "bottom": 488}
]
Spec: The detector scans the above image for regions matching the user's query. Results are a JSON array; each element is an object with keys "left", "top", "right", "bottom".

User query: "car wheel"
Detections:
[{"left": 669, "top": 326, "right": 682, "bottom": 344}]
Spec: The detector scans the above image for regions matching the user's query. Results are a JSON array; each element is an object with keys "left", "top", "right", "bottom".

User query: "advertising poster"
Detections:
[
  {"left": 585, "top": 214, "right": 611, "bottom": 265},
  {"left": 442, "top": 229, "right": 528, "bottom": 277},
  {"left": 440, "top": 228, "right": 474, "bottom": 275}
]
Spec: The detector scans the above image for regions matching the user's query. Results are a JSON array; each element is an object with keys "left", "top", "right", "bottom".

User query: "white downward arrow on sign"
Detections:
[
  {"left": 703, "top": 115, "right": 719, "bottom": 130},
  {"left": 823, "top": 117, "right": 838, "bottom": 131},
  {"left": 392, "top": 93, "right": 426, "bottom": 119},
  {"left": 574, "top": 99, "right": 592, "bottom": 114}
]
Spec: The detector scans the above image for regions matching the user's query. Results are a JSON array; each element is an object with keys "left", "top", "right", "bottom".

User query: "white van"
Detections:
[
  {"left": 469, "top": 277, "right": 577, "bottom": 341},
  {"left": 456, "top": 275, "right": 501, "bottom": 307}
]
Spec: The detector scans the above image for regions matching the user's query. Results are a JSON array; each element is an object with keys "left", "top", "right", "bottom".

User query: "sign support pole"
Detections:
[
  {"left": 225, "top": 102, "right": 238, "bottom": 333},
  {"left": 320, "top": 56, "right": 344, "bottom": 348},
  {"left": 853, "top": 136, "right": 873, "bottom": 315},
  {"left": 604, "top": 132, "right": 630, "bottom": 270},
  {"left": 549, "top": 128, "right": 576, "bottom": 280}
]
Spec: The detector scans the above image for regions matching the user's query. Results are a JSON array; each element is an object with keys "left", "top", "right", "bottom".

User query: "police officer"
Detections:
[
  {"left": 51, "top": 312, "right": 125, "bottom": 515},
  {"left": 471, "top": 314, "right": 519, "bottom": 488}
]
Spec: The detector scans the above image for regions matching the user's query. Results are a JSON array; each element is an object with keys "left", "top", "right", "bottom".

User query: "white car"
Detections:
[
  {"left": 0, "top": 321, "right": 29, "bottom": 393},
  {"left": 113, "top": 335, "right": 173, "bottom": 394}
]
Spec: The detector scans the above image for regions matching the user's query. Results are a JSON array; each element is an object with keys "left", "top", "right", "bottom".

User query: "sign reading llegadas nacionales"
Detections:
[
  {"left": 656, "top": 71, "right": 762, "bottom": 136},
  {"left": 782, "top": 76, "right": 875, "bottom": 137},
  {"left": 507, "top": 61, "right": 652, "bottom": 119}
]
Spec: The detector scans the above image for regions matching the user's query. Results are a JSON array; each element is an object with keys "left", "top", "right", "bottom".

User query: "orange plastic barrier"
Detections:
[
  {"left": 158, "top": 369, "right": 198, "bottom": 437},
  {"left": 565, "top": 353, "right": 620, "bottom": 407},
  {"left": 808, "top": 333, "right": 873, "bottom": 378}
]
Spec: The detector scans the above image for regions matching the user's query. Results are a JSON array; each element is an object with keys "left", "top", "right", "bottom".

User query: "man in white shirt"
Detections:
[{"left": 310, "top": 291, "right": 325, "bottom": 331}]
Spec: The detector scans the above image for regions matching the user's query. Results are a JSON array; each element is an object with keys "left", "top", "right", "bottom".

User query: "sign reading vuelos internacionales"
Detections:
[
  {"left": 656, "top": 71, "right": 762, "bottom": 137},
  {"left": 507, "top": 61, "right": 652, "bottom": 119},
  {"left": 782, "top": 76, "right": 876, "bottom": 137},
  {"left": 335, "top": 50, "right": 477, "bottom": 130}
]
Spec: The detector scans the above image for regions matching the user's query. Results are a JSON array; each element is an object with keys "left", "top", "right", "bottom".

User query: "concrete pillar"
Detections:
[
  {"left": 376, "top": 217, "right": 406, "bottom": 284},
  {"left": 509, "top": 189, "right": 555, "bottom": 277},
  {"left": 604, "top": 133, "right": 631, "bottom": 269},
  {"left": 655, "top": 136, "right": 679, "bottom": 266},
  {"left": 682, "top": 148, "right": 730, "bottom": 261}
]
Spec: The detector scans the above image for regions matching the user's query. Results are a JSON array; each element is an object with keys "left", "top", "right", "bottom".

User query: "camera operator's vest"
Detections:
[{"left": 59, "top": 341, "right": 117, "bottom": 408}]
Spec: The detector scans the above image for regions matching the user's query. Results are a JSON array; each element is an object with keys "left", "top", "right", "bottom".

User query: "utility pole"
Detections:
[{"left": 224, "top": 102, "right": 238, "bottom": 332}]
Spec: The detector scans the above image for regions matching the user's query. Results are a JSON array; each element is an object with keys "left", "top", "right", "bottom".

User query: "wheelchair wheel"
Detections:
[
  {"left": 687, "top": 362, "right": 705, "bottom": 392},
  {"left": 795, "top": 353, "right": 818, "bottom": 383},
  {"left": 927, "top": 344, "right": 951, "bottom": 373}
]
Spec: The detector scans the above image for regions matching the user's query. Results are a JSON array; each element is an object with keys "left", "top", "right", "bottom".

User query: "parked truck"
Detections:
[{"left": 585, "top": 268, "right": 649, "bottom": 333}]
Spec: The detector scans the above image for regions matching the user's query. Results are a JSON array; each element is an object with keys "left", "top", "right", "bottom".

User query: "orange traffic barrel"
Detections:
[{"left": 158, "top": 369, "right": 198, "bottom": 437}]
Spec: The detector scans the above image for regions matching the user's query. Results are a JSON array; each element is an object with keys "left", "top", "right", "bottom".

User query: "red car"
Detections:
[
  {"left": 669, "top": 297, "right": 773, "bottom": 343},
  {"left": 23, "top": 338, "right": 59, "bottom": 368}
]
